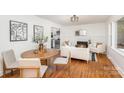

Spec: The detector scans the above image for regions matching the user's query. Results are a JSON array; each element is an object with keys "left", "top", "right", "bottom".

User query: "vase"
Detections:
[{"left": 39, "top": 43, "right": 44, "bottom": 51}]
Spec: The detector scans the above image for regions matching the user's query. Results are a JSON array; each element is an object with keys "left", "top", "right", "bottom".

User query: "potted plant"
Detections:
[{"left": 33, "top": 35, "right": 48, "bottom": 51}]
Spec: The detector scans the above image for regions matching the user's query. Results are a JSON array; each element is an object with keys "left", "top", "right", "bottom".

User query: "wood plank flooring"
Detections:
[{"left": 2, "top": 54, "right": 122, "bottom": 78}]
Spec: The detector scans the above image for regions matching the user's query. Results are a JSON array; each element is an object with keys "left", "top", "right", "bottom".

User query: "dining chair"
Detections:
[
  {"left": 2, "top": 49, "right": 48, "bottom": 78},
  {"left": 54, "top": 46, "right": 71, "bottom": 76},
  {"left": 19, "top": 58, "right": 48, "bottom": 78},
  {"left": 2, "top": 49, "right": 19, "bottom": 77}
]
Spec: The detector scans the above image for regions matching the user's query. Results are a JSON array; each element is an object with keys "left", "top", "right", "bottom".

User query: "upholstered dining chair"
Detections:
[
  {"left": 54, "top": 46, "right": 71, "bottom": 75},
  {"left": 2, "top": 49, "right": 19, "bottom": 77},
  {"left": 2, "top": 49, "right": 48, "bottom": 78},
  {"left": 19, "top": 58, "right": 48, "bottom": 78}
]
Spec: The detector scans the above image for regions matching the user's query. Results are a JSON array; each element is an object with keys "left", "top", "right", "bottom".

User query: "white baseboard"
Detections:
[
  {"left": 113, "top": 65, "right": 124, "bottom": 78},
  {"left": 107, "top": 54, "right": 124, "bottom": 78}
]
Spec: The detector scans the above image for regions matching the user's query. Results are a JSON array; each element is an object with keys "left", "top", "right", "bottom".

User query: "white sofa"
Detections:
[{"left": 60, "top": 46, "right": 90, "bottom": 62}]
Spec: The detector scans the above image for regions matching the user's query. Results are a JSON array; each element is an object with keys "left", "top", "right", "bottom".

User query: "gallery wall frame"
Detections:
[
  {"left": 10, "top": 20, "right": 28, "bottom": 42},
  {"left": 75, "top": 29, "right": 87, "bottom": 36},
  {"left": 33, "top": 25, "right": 44, "bottom": 42}
]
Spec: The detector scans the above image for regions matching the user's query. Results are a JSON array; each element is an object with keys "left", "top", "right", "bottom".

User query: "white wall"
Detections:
[
  {"left": 61, "top": 23, "right": 107, "bottom": 46},
  {"left": 107, "top": 15, "right": 124, "bottom": 77},
  {"left": 0, "top": 15, "right": 61, "bottom": 76}
]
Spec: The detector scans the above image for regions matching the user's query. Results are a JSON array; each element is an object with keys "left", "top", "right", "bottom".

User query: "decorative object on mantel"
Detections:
[
  {"left": 10, "top": 20, "right": 28, "bottom": 41},
  {"left": 75, "top": 29, "right": 87, "bottom": 36},
  {"left": 70, "top": 15, "right": 79, "bottom": 22},
  {"left": 88, "top": 40, "right": 91, "bottom": 44},
  {"left": 75, "top": 30, "right": 80, "bottom": 36}
]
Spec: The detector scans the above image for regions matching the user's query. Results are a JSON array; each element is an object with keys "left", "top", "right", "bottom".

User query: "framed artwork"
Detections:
[
  {"left": 75, "top": 30, "right": 80, "bottom": 36},
  {"left": 33, "top": 25, "right": 44, "bottom": 41},
  {"left": 10, "top": 20, "right": 28, "bottom": 41},
  {"left": 80, "top": 29, "right": 87, "bottom": 36},
  {"left": 75, "top": 29, "right": 87, "bottom": 36}
]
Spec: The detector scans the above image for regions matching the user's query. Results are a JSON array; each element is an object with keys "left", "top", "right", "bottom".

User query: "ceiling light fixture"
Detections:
[{"left": 70, "top": 15, "right": 79, "bottom": 22}]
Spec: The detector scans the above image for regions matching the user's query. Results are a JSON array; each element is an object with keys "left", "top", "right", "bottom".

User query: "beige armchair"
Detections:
[
  {"left": 2, "top": 49, "right": 19, "bottom": 76},
  {"left": 90, "top": 43, "right": 106, "bottom": 54},
  {"left": 54, "top": 46, "right": 71, "bottom": 75}
]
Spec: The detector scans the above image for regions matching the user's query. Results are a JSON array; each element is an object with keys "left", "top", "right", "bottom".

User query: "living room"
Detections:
[
  {"left": 0, "top": 15, "right": 124, "bottom": 78},
  {"left": 1, "top": 0, "right": 124, "bottom": 93}
]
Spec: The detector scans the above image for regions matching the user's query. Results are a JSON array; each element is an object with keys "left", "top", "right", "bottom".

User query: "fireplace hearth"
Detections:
[{"left": 76, "top": 41, "right": 88, "bottom": 48}]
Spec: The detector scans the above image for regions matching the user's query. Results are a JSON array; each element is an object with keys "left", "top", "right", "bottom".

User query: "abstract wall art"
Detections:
[
  {"left": 33, "top": 25, "right": 44, "bottom": 42},
  {"left": 10, "top": 20, "right": 28, "bottom": 41}
]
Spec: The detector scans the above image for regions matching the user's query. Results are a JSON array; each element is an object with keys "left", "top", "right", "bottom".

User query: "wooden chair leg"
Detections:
[
  {"left": 43, "top": 72, "right": 47, "bottom": 78},
  {"left": 69, "top": 64, "right": 71, "bottom": 77},
  {"left": 56, "top": 65, "right": 57, "bottom": 71},
  {"left": 37, "top": 69, "right": 39, "bottom": 78},
  {"left": 87, "top": 60, "right": 89, "bottom": 64},
  {"left": 3, "top": 69, "right": 6, "bottom": 78},
  {"left": 68, "top": 65, "right": 70, "bottom": 77},
  {"left": 11, "top": 69, "right": 14, "bottom": 75},
  {"left": 3, "top": 62, "right": 6, "bottom": 78},
  {"left": 20, "top": 69, "right": 23, "bottom": 78}
]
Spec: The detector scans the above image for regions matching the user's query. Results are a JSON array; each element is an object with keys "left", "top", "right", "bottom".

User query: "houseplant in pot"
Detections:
[{"left": 33, "top": 35, "right": 48, "bottom": 53}]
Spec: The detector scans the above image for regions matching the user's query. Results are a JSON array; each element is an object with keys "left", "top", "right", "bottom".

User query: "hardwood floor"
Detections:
[
  {"left": 49, "top": 54, "right": 121, "bottom": 78},
  {"left": 2, "top": 54, "right": 122, "bottom": 78}
]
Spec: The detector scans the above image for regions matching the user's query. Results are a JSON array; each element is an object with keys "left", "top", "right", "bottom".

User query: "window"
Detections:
[{"left": 117, "top": 17, "right": 124, "bottom": 49}]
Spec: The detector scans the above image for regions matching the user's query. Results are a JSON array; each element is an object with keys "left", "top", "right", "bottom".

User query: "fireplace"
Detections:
[{"left": 76, "top": 41, "right": 88, "bottom": 48}]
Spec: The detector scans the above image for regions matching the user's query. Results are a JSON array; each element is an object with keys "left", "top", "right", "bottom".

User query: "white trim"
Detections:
[
  {"left": 108, "top": 55, "right": 124, "bottom": 77},
  {"left": 107, "top": 51, "right": 124, "bottom": 78},
  {"left": 119, "top": 49, "right": 124, "bottom": 52},
  {"left": 112, "top": 47, "right": 124, "bottom": 57}
]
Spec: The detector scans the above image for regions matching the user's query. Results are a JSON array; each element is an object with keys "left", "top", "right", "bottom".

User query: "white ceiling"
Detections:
[{"left": 37, "top": 15, "right": 110, "bottom": 26}]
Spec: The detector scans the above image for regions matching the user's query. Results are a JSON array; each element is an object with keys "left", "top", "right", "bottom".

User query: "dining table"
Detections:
[{"left": 21, "top": 49, "right": 60, "bottom": 76}]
